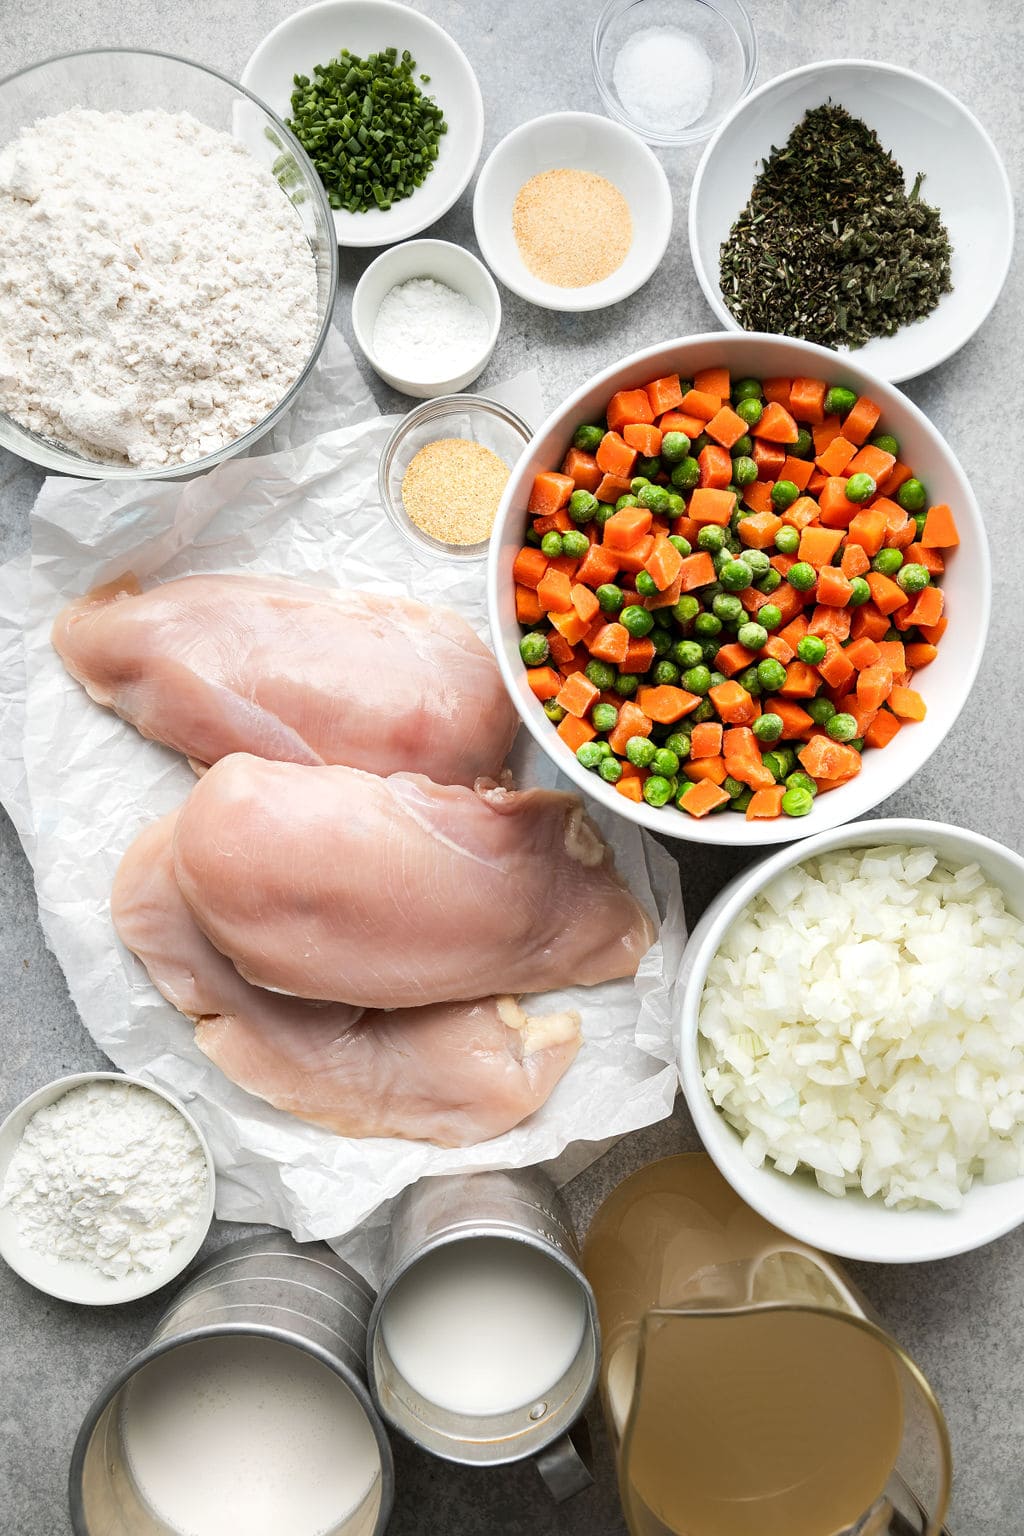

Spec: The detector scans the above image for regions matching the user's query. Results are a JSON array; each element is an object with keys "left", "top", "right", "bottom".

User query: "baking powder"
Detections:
[
  {"left": 0, "top": 1080, "right": 208, "bottom": 1279},
  {"left": 372, "top": 277, "right": 489, "bottom": 381},
  {"left": 0, "top": 109, "right": 319, "bottom": 468}
]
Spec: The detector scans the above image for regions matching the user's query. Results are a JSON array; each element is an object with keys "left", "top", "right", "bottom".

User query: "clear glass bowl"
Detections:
[
  {"left": 379, "top": 395, "right": 532, "bottom": 563},
  {"left": 592, "top": 0, "right": 757, "bottom": 147},
  {"left": 0, "top": 49, "right": 338, "bottom": 479}
]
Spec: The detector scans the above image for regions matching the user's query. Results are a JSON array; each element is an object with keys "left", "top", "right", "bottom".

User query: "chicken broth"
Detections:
[{"left": 120, "top": 1335, "right": 381, "bottom": 1536}]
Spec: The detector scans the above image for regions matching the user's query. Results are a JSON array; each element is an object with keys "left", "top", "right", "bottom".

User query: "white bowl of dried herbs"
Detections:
[{"left": 688, "top": 60, "right": 1013, "bottom": 381}]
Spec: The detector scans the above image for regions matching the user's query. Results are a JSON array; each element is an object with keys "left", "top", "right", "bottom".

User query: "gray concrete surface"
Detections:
[{"left": 0, "top": 1, "right": 1020, "bottom": 1532}]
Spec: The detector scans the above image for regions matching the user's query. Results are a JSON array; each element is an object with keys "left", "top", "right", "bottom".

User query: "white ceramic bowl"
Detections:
[
  {"left": 242, "top": 0, "right": 484, "bottom": 248},
  {"left": 0, "top": 1073, "right": 215, "bottom": 1304},
  {"left": 352, "top": 239, "right": 500, "bottom": 398},
  {"left": 676, "top": 819, "right": 1024, "bottom": 1264},
  {"left": 487, "top": 332, "right": 990, "bottom": 847},
  {"left": 473, "top": 111, "right": 672, "bottom": 312},
  {"left": 689, "top": 60, "right": 1014, "bottom": 382}
]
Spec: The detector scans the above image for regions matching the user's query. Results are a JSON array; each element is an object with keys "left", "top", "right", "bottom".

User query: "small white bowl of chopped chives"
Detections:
[
  {"left": 352, "top": 239, "right": 501, "bottom": 398},
  {"left": 677, "top": 820, "right": 1024, "bottom": 1264},
  {"left": 241, "top": 0, "right": 484, "bottom": 247},
  {"left": 473, "top": 111, "right": 673, "bottom": 312},
  {"left": 689, "top": 60, "right": 1014, "bottom": 381}
]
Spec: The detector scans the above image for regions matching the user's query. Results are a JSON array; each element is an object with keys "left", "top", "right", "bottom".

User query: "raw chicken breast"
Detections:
[
  {"left": 52, "top": 572, "right": 518, "bottom": 785},
  {"left": 173, "top": 755, "right": 656, "bottom": 1008},
  {"left": 112, "top": 813, "right": 582, "bottom": 1147}
]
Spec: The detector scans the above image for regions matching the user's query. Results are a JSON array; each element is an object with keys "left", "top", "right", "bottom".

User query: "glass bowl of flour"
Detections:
[
  {"left": 0, "top": 49, "right": 338, "bottom": 478},
  {"left": 0, "top": 1072, "right": 215, "bottom": 1304}
]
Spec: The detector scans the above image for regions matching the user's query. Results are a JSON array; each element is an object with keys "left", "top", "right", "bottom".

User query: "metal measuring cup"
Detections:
[
  {"left": 69, "top": 1232, "right": 394, "bottom": 1536},
  {"left": 366, "top": 1167, "right": 599, "bottom": 1499}
]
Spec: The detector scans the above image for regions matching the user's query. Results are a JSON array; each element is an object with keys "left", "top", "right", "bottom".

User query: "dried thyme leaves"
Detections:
[{"left": 719, "top": 103, "right": 952, "bottom": 349}]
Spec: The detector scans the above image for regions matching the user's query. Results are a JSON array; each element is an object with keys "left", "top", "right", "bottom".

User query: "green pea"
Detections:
[
  {"left": 720, "top": 559, "right": 753, "bottom": 592},
  {"left": 672, "top": 596, "right": 701, "bottom": 627},
  {"left": 913, "top": 510, "right": 928, "bottom": 537},
  {"left": 667, "top": 493, "right": 686, "bottom": 515},
  {"left": 598, "top": 756, "right": 623, "bottom": 784},
  {"left": 753, "top": 712, "right": 784, "bottom": 745},
  {"left": 897, "top": 562, "right": 930, "bottom": 594},
  {"left": 668, "top": 534, "right": 692, "bottom": 557},
  {"left": 525, "top": 527, "right": 542, "bottom": 548},
  {"left": 797, "top": 635, "right": 827, "bottom": 665},
  {"left": 732, "top": 377, "right": 763, "bottom": 402},
  {"left": 636, "top": 455, "right": 662, "bottom": 480},
  {"left": 621, "top": 605, "right": 654, "bottom": 638},
  {"left": 643, "top": 774, "right": 673, "bottom": 808},
  {"left": 597, "top": 582, "right": 624, "bottom": 614},
  {"left": 630, "top": 475, "right": 650, "bottom": 494},
  {"left": 626, "top": 735, "right": 657, "bottom": 768},
  {"left": 652, "top": 747, "right": 679, "bottom": 776},
  {"left": 845, "top": 473, "right": 876, "bottom": 504},
  {"left": 849, "top": 737, "right": 864, "bottom": 752},
  {"left": 826, "top": 712, "right": 858, "bottom": 742},
  {"left": 736, "top": 666, "right": 762, "bottom": 696},
  {"left": 785, "top": 770, "right": 818, "bottom": 798},
  {"left": 591, "top": 702, "right": 619, "bottom": 733},
  {"left": 540, "top": 531, "right": 563, "bottom": 558},
  {"left": 773, "top": 746, "right": 797, "bottom": 777},
  {"left": 872, "top": 548, "right": 904, "bottom": 576},
  {"left": 542, "top": 699, "right": 565, "bottom": 724},
  {"left": 738, "top": 621, "right": 768, "bottom": 651},
  {"left": 572, "top": 424, "right": 605, "bottom": 452},
  {"left": 635, "top": 569, "right": 659, "bottom": 598},
  {"left": 682, "top": 665, "right": 712, "bottom": 695},
  {"left": 671, "top": 641, "right": 702, "bottom": 671},
  {"left": 698, "top": 524, "right": 727, "bottom": 553},
  {"left": 694, "top": 612, "right": 722, "bottom": 638},
  {"left": 775, "top": 524, "right": 800, "bottom": 555},
  {"left": 691, "top": 433, "right": 712, "bottom": 456},
  {"left": 713, "top": 593, "right": 744, "bottom": 624},
  {"left": 615, "top": 493, "right": 639, "bottom": 510},
  {"left": 661, "top": 431, "right": 691, "bottom": 462},
  {"left": 786, "top": 561, "right": 817, "bottom": 591},
  {"left": 782, "top": 786, "right": 814, "bottom": 817},
  {"left": 568, "top": 489, "right": 598, "bottom": 523},
  {"left": 701, "top": 637, "right": 722, "bottom": 665},
  {"left": 691, "top": 698, "right": 716, "bottom": 724},
  {"left": 761, "top": 750, "right": 787, "bottom": 781},
  {"left": 732, "top": 456, "right": 758, "bottom": 487},
  {"left": 807, "top": 696, "right": 836, "bottom": 725},
  {"left": 757, "top": 567, "right": 783, "bottom": 594},
  {"left": 614, "top": 673, "right": 639, "bottom": 698},
  {"left": 825, "top": 386, "right": 857, "bottom": 416},
  {"left": 585, "top": 659, "right": 617, "bottom": 690},
  {"left": 896, "top": 478, "right": 927, "bottom": 512},
  {"left": 771, "top": 480, "right": 800, "bottom": 511},
  {"left": 731, "top": 435, "right": 754, "bottom": 459},
  {"left": 790, "top": 428, "right": 814, "bottom": 460},
  {"left": 848, "top": 576, "right": 871, "bottom": 606},
  {"left": 708, "top": 670, "right": 727, "bottom": 689},
  {"left": 703, "top": 580, "right": 725, "bottom": 599},
  {"left": 735, "top": 397, "right": 763, "bottom": 427},
  {"left": 561, "top": 530, "right": 590, "bottom": 558},
  {"left": 757, "top": 657, "right": 787, "bottom": 692},
  {"left": 723, "top": 774, "right": 746, "bottom": 799},
  {"left": 576, "top": 741, "right": 603, "bottom": 769},
  {"left": 635, "top": 484, "right": 668, "bottom": 515},
  {"left": 670, "top": 458, "right": 701, "bottom": 491},
  {"left": 595, "top": 503, "right": 616, "bottom": 527},
  {"left": 651, "top": 628, "right": 673, "bottom": 655},
  {"left": 663, "top": 731, "right": 691, "bottom": 760},
  {"left": 728, "top": 787, "right": 754, "bottom": 813},
  {"left": 759, "top": 604, "right": 783, "bottom": 631},
  {"left": 652, "top": 659, "right": 680, "bottom": 686},
  {"left": 519, "top": 632, "right": 549, "bottom": 666},
  {"left": 870, "top": 432, "right": 899, "bottom": 456}
]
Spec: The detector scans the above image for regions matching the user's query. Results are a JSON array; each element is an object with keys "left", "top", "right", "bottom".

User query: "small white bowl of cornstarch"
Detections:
[
  {"left": 473, "top": 110, "right": 672, "bottom": 312},
  {"left": 379, "top": 394, "right": 532, "bottom": 561},
  {"left": 0, "top": 1072, "right": 215, "bottom": 1305}
]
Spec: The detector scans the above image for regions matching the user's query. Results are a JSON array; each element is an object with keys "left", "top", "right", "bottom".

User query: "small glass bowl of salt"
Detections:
[{"left": 592, "top": 0, "right": 757, "bottom": 147}]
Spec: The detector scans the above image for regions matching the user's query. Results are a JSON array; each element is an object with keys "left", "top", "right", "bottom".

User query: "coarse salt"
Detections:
[
  {"left": 372, "top": 278, "right": 490, "bottom": 382},
  {"left": 612, "top": 27, "right": 714, "bottom": 135}
]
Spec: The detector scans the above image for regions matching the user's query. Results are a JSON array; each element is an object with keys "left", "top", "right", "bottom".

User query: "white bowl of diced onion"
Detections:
[{"left": 677, "top": 818, "right": 1024, "bottom": 1263}]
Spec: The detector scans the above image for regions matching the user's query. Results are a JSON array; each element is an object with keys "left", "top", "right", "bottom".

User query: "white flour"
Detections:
[
  {"left": 0, "top": 1080, "right": 208, "bottom": 1279},
  {"left": 0, "top": 108, "right": 319, "bottom": 468}
]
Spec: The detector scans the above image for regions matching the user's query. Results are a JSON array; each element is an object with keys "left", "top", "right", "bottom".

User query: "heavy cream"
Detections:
[{"left": 121, "top": 1335, "right": 381, "bottom": 1536}]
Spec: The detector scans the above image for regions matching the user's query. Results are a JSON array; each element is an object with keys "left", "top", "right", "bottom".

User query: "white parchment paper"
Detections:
[{"left": 0, "top": 331, "right": 682, "bottom": 1244}]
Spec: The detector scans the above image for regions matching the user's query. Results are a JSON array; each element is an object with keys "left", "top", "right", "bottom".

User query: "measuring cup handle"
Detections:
[{"left": 533, "top": 1418, "right": 594, "bottom": 1501}]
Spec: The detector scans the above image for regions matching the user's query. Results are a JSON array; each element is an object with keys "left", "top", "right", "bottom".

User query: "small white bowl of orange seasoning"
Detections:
[{"left": 472, "top": 111, "right": 672, "bottom": 312}]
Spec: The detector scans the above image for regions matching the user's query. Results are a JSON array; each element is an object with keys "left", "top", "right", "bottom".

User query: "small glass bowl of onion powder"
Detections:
[
  {"left": 592, "top": 0, "right": 757, "bottom": 146},
  {"left": 379, "top": 395, "right": 532, "bottom": 561}
]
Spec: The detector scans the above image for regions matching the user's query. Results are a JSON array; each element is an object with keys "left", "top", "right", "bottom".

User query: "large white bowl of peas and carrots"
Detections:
[{"left": 486, "top": 334, "right": 989, "bottom": 845}]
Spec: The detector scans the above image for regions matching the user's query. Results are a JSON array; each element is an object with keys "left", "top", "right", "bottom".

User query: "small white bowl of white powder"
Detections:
[
  {"left": 352, "top": 239, "right": 500, "bottom": 398},
  {"left": 0, "top": 1073, "right": 214, "bottom": 1304}
]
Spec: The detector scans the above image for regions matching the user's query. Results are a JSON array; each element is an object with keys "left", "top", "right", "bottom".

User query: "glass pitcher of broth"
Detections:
[{"left": 582, "top": 1154, "right": 952, "bottom": 1536}]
